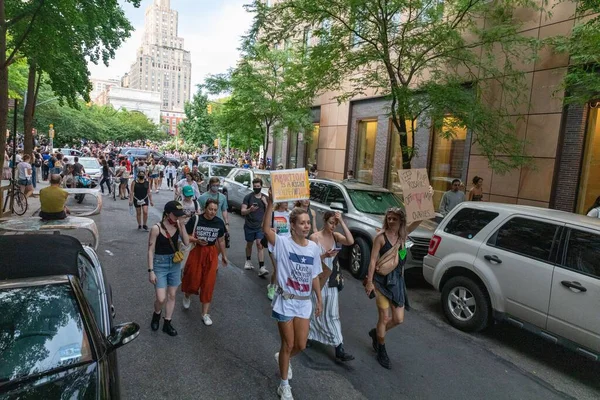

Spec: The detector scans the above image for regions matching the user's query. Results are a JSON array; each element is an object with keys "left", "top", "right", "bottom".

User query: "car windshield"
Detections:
[
  {"left": 255, "top": 173, "right": 272, "bottom": 188},
  {"left": 79, "top": 159, "right": 100, "bottom": 170},
  {"left": 0, "top": 284, "right": 93, "bottom": 382},
  {"left": 347, "top": 189, "right": 403, "bottom": 215},
  {"left": 210, "top": 165, "right": 234, "bottom": 177}
]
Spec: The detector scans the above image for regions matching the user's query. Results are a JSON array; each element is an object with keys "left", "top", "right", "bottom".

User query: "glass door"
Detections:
[{"left": 356, "top": 120, "right": 377, "bottom": 184}]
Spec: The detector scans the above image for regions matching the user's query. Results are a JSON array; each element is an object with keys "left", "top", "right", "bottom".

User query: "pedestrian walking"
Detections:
[
  {"left": 294, "top": 199, "right": 318, "bottom": 237},
  {"left": 148, "top": 201, "right": 190, "bottom": 336},
  {"left": 198, "top": 177, "right": 229, "bottom": 224},
  {"left": 439, "top": 179, "right": 465, "bottom": 216},
  {"left": 180, "top": 186, "right": 200, "bottom": 218},
  {"left": 17, "top": 154, "right": 34, "bottom": 198},
  {"left": 586, "top": 196, "right": 600, "bottom": 218},
  {"left": 181, "top": 198, "right": 229, "bottom": 326},
  {"left": 241, "top": 178, "right": 268, "bottom": 276},
  {"left": 175, "top": 172, "right": 200, "bottom": 200},
  {"left": 99, "top": 159, "right": 112, "bottom": 196},
  {"left": 364, "top": 207, "right": 424, "bottom": 369},
  {"left": 262, "top": 192, "right": 322, "bottom": 400},
  {"left": 129, "top": 171, "right": 154, "bottom": 230},
  {"left": 308, "top": 211, "right": 355, "bottom": 362},
  {"left": 148, "top": 159, "right": 158, "bottom": 193},
  {"left": 264, "top": 201, "right": 291, "bottom": 300},
  {"left": 468, "top": 176, "right": 484, "bottom": 201},
  {"left": 165, "top": 161, "right": 176, "bottom": 191},
  {"left": 116, "top": 160, "right": 130, "bottom": 200},
  {"left": 157, "top": 161, "right": 165, "bottom": 192}
]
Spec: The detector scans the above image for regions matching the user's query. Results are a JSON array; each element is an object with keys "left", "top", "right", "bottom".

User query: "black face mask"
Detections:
[{"left": 253, "top": 188, "right": 261, "bottom": 194}]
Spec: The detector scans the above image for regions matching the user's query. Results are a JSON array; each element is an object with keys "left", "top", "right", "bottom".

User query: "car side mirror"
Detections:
[
  {"left": 330, "top": 202, "right": 347, "bottom": 212},
  {"left": 108, "top": 322, "right": 140, "bottom": 351}
]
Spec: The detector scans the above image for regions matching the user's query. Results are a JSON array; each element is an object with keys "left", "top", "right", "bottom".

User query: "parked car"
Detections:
[
  {"left": 197, "top": 162, "right": 235, "bottom": 193},
  {"left": 423, "top": 202, "right": 600, "bottom": 361},
  {"left": 78, "top": 156, "right": 102, "bottom": 184},
  {"left": 0, "top": 234, "right": 140, "bottom": 397},
  {"left": 55, "top": 148, "right": 82, "bottom": 157},
  {"left": 308, "top": 178, "right": 437, "bottom": 279},
  {"left": 118, "top": 147, "right": 179, "bottom": 167},
  {"left": 197, "top": 154, "right": 219, "bottom": 163},
  {"left": 222, "top": 168, "right": 272, "bottom": 211}
]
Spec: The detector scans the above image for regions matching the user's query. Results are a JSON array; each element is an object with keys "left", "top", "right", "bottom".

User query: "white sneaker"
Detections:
[
  {"left": 202, "top": 314, "right": 213, "bottom": 326},
  {"left": 182, "top": 295, "right": 191, "bottom": 310},
  {"left": 258, "top": 266, "right": 269, "bottom": 277},
  {"left": 275, "top": 352, "right": 292, "bottom": 380},
  {"left": 277, "top": 384, "right": 293, "bottom": 400},
  {"left": 244, "top": 260, "right": 254, "bottom": 270}
]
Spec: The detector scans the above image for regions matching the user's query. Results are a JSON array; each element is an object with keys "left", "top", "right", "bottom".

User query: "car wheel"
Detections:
[
  {"left": 349, "top": 237, "right": 370, "bottom": 279},
  {"left": 441, "top": 276, "right": 490, "bottom": 332}
]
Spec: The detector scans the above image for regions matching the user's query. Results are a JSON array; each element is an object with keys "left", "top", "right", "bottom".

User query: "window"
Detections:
[
  {"left": 325, "top": 185, "right": 347, "bottom": 209},
  {"left": 356, "top": 120, "right": 377, "bottom": 185},
  {"left": 347, "top": 189, "right": 402, "bottom": 214},
  {"left": 490, "top": 217, "right": 560, "bottom": 262},
  {"left": 234, "top": 171, "right": 250, "bottom": 185},
  {"left": 444, "top": 208, "right": 499, "bottom": 239},
  {"left": 564, "top": 229, "right": 600, "bottom": 278},
  {"left": 310, "top": 182, "right": 329, "bottom": 204},
  {"left": 255, "top": 173, "right": 272, "bottom": 188},
  {"left": 577, "top": 106, "right": 600, "bottom": 214}
]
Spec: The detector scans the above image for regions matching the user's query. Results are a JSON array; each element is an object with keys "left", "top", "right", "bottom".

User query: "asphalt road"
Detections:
[{"left": 87, "top": 188, "right": 599, "bottom": 400}]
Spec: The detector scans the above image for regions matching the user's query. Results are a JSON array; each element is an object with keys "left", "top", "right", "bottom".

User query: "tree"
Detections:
[
  {"left": 179, "top": 89, "right": 214, "bottom": 146},
  {"left": 551, "top": 0, "right": 600, "bottom": 105},
  {"left": 252, "top": 0, "right": 544, "bottom": 172},
  {"left": 204, "top": 41, "right": 321, "bottom": 158}
]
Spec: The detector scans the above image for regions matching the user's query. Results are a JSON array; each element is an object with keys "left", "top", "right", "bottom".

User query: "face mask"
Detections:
[
  {"left": 253, "top": 188, "right": 261, "bottom": 194},
  {"left": 138, "top": 175, "right": 145, "bottom": 180},
  {"left": 210, "top": 185, "right": 219, "bottom": 192}
]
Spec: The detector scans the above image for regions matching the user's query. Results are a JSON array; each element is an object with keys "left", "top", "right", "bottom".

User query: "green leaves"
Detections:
[{"left": 179, "top": 89, "right": 215, "bottom": 147}]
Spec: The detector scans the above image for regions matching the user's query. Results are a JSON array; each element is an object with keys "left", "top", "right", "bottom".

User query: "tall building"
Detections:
[
  {"left": 127, "top": 0, "right": 191, "bottom": 135},
  {"left": 90, "top": 78, "right": 121, "bottom": 103}
]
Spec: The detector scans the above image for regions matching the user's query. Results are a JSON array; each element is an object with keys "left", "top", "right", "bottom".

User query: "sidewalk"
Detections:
[{"left": 0, "top": 179, "right": 48, "bottom": 219}]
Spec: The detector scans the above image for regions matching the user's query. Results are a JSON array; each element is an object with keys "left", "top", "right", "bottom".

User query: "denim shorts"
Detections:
[
  {"left": 271, "top": 310, "right": 294, "bottom": 323},
  {"left": 18, "top": 178, "right": 32, "bottom": 186},
  {"left": 244, "top": 226, "right": 264, "bottom": 242},
  {"left": 153, "top": 254, "right": 182, "bottom": 289}
]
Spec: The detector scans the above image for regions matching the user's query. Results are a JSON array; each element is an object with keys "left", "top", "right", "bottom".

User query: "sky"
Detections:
[{"left": 87, "top": 0, "right": 254, "bottom": 92}]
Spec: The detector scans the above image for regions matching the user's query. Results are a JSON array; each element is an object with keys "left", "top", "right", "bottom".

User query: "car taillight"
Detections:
[{"left": 428, "top": 235, "right": 442, "bottom": 256}]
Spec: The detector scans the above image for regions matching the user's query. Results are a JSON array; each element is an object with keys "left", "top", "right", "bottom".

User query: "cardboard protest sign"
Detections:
[
  {"left": 397, "top": 168, "right": 434, "bottom": 224},
  {"left": 270, "top": 168, "right": 310, "bottom": 203}
]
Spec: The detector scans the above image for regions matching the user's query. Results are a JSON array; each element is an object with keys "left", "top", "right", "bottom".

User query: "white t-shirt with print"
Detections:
[{"left": 272, "top": 235, "right": 322, "bottom": 319}]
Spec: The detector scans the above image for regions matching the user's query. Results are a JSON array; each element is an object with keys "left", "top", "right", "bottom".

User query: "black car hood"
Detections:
[{"left": 0, "top": 363, "right": 97, "bottom": 399}]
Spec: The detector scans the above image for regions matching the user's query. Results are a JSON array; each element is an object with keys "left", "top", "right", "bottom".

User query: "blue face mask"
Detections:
[{"left": 210, "top": 185, "right": 219, "bottom": 192}]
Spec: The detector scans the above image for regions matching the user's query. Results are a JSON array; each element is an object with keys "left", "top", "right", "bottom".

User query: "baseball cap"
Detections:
[
  {"left": 182, "top": 186, "right": 194, "bottom": 197},
  {"left": 164, "top": 201, "right": 185, "bottom": 217}
]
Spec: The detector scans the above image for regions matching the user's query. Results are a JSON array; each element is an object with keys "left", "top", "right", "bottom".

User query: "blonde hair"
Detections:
[{"left": 379, "top": 208, "right": 407, "bottom": 242}]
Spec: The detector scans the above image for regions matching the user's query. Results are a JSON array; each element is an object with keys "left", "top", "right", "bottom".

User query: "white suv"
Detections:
[{"left": 423, "top": 203, "right": 600, "bottom": 361}]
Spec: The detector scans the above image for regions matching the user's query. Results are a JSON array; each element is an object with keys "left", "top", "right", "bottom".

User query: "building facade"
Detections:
[
  {"left": 298, "top": 1, "right": 599, "bottom": 215},
  {"left": 96, "top": 86, "right": 162, "bottom": 125},
  {"left": 90, "top": 78, "right": 121, "bottom": 104},
  {"left": 161, "top": 110, "right": 185, "bottom": 136},
  {"left": 127, "top": 0, "right": 192, "bottom": 114}
]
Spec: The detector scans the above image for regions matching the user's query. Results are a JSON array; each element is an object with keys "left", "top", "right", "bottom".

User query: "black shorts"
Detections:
[
  {"left": 159, "top": 171, "right": 164, "bottom": 178},
  {"left": 134, "top": 199, "right": 149, "bottom": 208}
]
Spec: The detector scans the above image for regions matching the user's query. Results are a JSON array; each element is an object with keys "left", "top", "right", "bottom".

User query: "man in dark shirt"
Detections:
[
  {"left": 72, "top": 156, "right": 85, "bottom": 176},
  {"left": 241, "top": 178, "right": 268, "bottom": 276}
]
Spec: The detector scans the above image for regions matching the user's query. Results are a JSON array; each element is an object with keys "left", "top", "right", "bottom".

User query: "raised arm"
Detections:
[
  {"left": 262, "top": 191, "right": 276, "bottom": 247},
  {"left": 333, "top": 212, "right": 354, "bottom": 246}
]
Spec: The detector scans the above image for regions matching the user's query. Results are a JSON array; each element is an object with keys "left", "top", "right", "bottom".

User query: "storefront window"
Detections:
[
  {"left": 387, "top": 120, "right": 415, "bottom": 195},
  {"left": 429, "top": 117, "right": 468, "bottom": 210},
  {"left": 306, "top": 125, "right": 319, "bottom": 170},
  {"left": 356, "top": 120, "right": 377, "bottom": 184},
  {"left": 577, "top": 107, "right": 600, "bottom": 213}
]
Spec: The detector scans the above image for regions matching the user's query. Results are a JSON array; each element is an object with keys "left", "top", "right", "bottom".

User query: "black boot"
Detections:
[
  {"left": 150, "top": 311, "right": 161, "bottom": 331},
  {"left": 335, "top": 343, "right": 355, "bottom": 362},
  {"left": 368, "top": 328, "right": 377, "bottom": 351},
  {"left": 162, "top": 319, "right": 178, "bottom": 336},
  {"left": 376, "top": 343, "right": 392, "bottom": 369}
]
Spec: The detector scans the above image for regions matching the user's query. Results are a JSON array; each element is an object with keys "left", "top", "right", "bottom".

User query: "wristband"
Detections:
[{"left": 148, "top": 269, "right": 154, "bottom": 272}]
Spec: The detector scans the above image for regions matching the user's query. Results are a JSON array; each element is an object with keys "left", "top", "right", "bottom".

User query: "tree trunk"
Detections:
[
  {"left": 0, "top": 0, "right": 7, "bottom": 170},
  {"left": 393, "top": 116, "right": 412, "bottom": 170},
  {"left": 263, "top": 125, "right": 270, "bottom": 165},
  {"left": 23, "top": 61, "right": 37, "bottom": 156}
]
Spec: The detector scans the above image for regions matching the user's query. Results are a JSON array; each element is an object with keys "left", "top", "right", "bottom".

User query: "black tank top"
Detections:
[
  {"left": 472, "top": 194, "right": 483, "bottom": 201},
  {"left": 155, "top": 225, "right": 180, "bottom": 255},
  {"left": 379, "top": 233, "right": 406, "bottom": 269},
  {"left": 134, "top": 181, "right": 149, "bottom": 201}
]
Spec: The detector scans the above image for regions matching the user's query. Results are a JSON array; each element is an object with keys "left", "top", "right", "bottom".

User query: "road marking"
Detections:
[{"left": 105, "top": 250, "right": 114, "bottom": 256}]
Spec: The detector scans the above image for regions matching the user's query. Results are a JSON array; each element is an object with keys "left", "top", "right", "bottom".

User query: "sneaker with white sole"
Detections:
[
  {"left": 202, "top": 314, "right": 213, "bottom": 326},
  {"left": 277, "top": 384, "right": 293, "bottom": 400},
  {"left": 182, "top": 295, "right": 191, "bottom": 310},
  {"left": 244, "top": 260, "right": 254, "bottom": 270},
  {"left": 275, "top": 352, "right": 292, "bottom": 380},
  {"left": 258, "top": 266, "right": 269, "bottom": 277}
]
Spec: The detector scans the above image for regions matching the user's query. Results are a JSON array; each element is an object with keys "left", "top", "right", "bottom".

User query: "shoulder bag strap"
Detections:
[
  {"left": 192, "top": 215, "right": 199, "bottom": 237},
  {"left": 160, "top": 221, "right": 179, "bottom": 253}
]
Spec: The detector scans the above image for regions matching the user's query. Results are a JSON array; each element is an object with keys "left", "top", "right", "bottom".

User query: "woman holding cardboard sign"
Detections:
[{"left": 364, "top": 207, "right": 423, "bottom": 370}]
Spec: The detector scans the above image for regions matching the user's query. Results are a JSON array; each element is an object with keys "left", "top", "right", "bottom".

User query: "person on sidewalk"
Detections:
[
  {"left": 241, "top": 178, "right": 268, "bottom": 276},
  {"left": 39, "top": 174, "right": 70, "bottom": 220},
  {"left": 264, "top": 201, "right": 291, "bottom": 300},
  {"left": 439, "top": 179, "right": 465, "bottom": 216},
  {"left": 165, "top": 161, "right": 177, "bottom": 191},
  {"left": 129, "top": 171, "right": 153, "bottom": 230},
  {"left": 17, "top": 154, "right": 34, "bottom": 198},
  {"left": 263, "top": 191, "right": 322, "bottom": 400},
  {"left": 308, "top": 211, "right": 355, "bottom": 362},
  {"left": 147, "top": 201, "right": 190, "bottom": 337},
  {"left": 364, "top": 207, "right": 424, "bottom": 369},
  {"left": 181, "top": 198, "right": 229, "bottom": 326}
]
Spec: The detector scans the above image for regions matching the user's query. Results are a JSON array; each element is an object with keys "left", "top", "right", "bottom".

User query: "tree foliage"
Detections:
[
  {"left": 251, "top": 0, "right": 545, "bottom": 172},
  {"left": 179, "top": 88, "right": 214, "bottom": 146}
]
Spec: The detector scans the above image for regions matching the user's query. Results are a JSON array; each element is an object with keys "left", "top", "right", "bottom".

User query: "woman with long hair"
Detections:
[
  {"left": 147, "top": 159, "right": 158, "bottom": 193},
  {"left": 147, "top": 201, "right": 189, "bottom": 336},
  {"left": 364, "top": 208, "right": 423, "bottom": 369},
  {"left": 116, "top": 160, "right": 130, "bottom": 200},
  {"left": 181, "top": 198, "right": 229, "bottom": 326},
  {"left": 586, "top": 196, "right": 600, "bottom": 218},
  {"left": 468, "top": 176, "right": 484, "bottom": 201},
  {"left": 308, "top": 211, "right": 355, "bottom": 362},
  {"left": 263, "top": 195, "right": 323, "bottom": 400},
  {"left": 294, "top": 199, "right": 318, "bottom": 237},
  {"left": 129, "top": 171, "right": 154, "bottom": 230}
]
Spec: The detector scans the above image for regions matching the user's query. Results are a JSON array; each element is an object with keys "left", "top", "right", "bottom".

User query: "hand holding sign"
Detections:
[
  {"left": 270, "top": 168, "right": 310, "bottom": 203},
  {"left": 398, "top": 169, "right": 435, "bottom": 224}
]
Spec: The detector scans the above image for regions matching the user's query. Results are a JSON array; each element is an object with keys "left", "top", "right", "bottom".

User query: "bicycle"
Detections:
[{"left": 2, "top": 178, "right": 28, "bottom": 216}]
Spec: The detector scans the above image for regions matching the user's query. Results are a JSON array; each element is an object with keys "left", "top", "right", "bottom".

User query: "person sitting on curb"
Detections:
[{"left": 39, "top": 174, "right": 70, "bottom": 220}]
